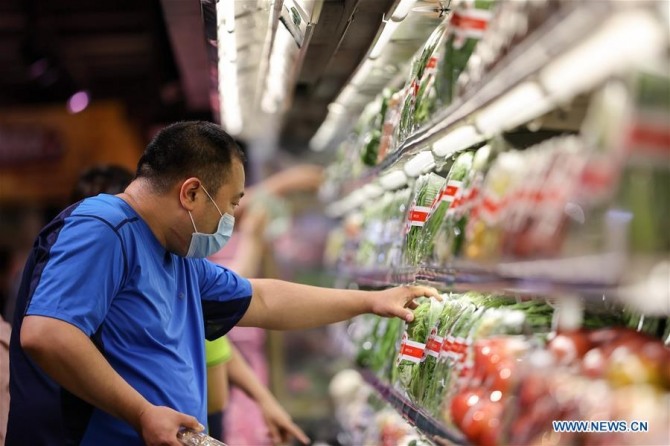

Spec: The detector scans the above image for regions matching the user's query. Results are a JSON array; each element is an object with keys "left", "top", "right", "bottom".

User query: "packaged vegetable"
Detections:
[
  {"left": 402, "top": 173, "right": 446, "bottom": 267},
  {"left": 420, "top": 151, "right": 474, "bottom": 267},
  {"left": 384, "top": 188, "right": 413, "bottom": 268},
  {"left": 393, "top": 298, "right": 443, "bottom": 402},
  {"left": 438, "top": 0, "right": 496, "bottom": 106}
]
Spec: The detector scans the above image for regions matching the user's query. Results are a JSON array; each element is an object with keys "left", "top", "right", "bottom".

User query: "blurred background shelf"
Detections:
[
  {"left": 332, "top": 0, "right": 667, "bottom": 203},
  {"left": 359, "top": 368, "right": 469, "bottom": 445}
]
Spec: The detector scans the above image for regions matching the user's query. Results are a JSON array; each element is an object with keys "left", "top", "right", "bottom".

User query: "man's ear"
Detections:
[{"left": 179, "top": 177, "right": 201, "bottom": 210}]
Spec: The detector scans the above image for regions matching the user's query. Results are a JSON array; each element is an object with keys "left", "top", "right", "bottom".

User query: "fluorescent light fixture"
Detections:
[
  {"left": 379, "top": 169, "right": 408, "bottom": 190},
  {"left": 222, "top": 0, "right": 235, "bottom": 33},
  {"left": 369, "top": 19, "right": 400, "bottom": 59},
  {"left": 540, "top": 9, "right": 665, "bottom": 102},
  {"left": 350, "top": 58, "right": 375, "bottom": 87},
  {"left": 475, "top": 82, "right": 549, "bottom": 135},
  {"left": 349, "top": 190, "right": 367, "bottom": 210},
  {"left": 391, "top": 0, "right": 417, "bottom": 21},
  {"left": 218, "top": 57, "right": 242, "bottom": 135},
  {"left": 221, "top": 31, "right": 237, "bottom": 62},
  {"left": 261, "top": 24, "right": 298, "bottom": 114},
  {"left": 362, "top": 183, "right": 384, "bottom": 200},
  {"left": 310, "top": 119, "right": 336, "bottom": 151},
  {"left": 403, "top": 150, "right": 436, "bottom": 177},
  {"left": 335, "top": 84, "right": 358, "bottom": 106},
  {"left": 328, "top": 102, "right": 346, "bottom": 115},
  {"left": 432, "top": 125, "right": 482, "bottom": 158}
]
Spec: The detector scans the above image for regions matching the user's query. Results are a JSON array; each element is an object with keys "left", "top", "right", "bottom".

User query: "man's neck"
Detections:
[{"left": 118, "top": 180, "right": 169, "bottom": 248}]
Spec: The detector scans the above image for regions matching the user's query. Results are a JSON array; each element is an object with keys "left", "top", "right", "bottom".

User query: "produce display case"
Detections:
[{"left": 320, "top": 0, "right": 670, "bottom": 444}]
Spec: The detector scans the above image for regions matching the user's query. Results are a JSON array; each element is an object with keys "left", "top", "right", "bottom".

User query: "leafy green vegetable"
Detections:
[
  {"left": 420, "top": 151, "right": 474, "bottom": 266},
  {"left": 403, "top": 173, "right": 445, "bottom": 266},
  {"left": 393, "top": 298, "right": 443, "bottom": 402}
]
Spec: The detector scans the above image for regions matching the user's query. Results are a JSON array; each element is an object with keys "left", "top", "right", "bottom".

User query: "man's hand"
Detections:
[
  {"left": 138, "top": 405, "right": 203, "bottom": 446},
  {"left": 370, "top": 285, "right": 441, "bottom": 322}
]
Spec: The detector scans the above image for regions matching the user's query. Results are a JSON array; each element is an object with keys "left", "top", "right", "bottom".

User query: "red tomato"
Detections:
[
  {"left": 479, "top": 416, "right": 502, "bottom": 446},
  {"left": 490, "top": 360, "right": 516, "bottom": 393},
  {"left": 519, "top": 373, "right": 547, "bottom": 407},
  {"left": 581, "top": 348, "right": 606, "bottom": 378},
  {"left": 450, "top": 389, "right": 483, "bottom": 428},
  {"left": 547, "top": 332, "right": 590, "bottom": 365},
  {"left": 461, "top": 400, "right": 503, "bottom": 443}
]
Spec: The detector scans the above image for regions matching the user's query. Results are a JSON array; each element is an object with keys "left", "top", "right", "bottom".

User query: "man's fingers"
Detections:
[
  {"left": 406, "top": 299, "right": 419, "bottom": 310},
  {"left": 410, "top": 285, "right": 440, "bottom": 299},
  {"left": 179, "top": 416, "right": 203, "bottom": 432}
]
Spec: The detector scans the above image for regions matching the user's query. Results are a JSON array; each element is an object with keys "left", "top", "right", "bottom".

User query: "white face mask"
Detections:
[{"left": 185, "top": 185, "right": 235, "bottom": 258}]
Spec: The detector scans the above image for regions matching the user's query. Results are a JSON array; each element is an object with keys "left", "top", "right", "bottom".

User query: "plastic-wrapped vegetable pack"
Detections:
[
  {"left": 403, "top": 173, "right": 446, "bottom": 267},
  {"left": 439, "top": 0, "right": 497, "bottom": 106},
  {"left": 420, "top": 150, "right": 474, "bottom": 267},
  {"left": 413, "top": 21, "right": 450, "bottom": 130},
  {"left": 394, "top": 19, "right": 450, "bottom": 149},
  {"left": 384, "top": 187, "right": 413, "bottom": 268},
  {"left": 431, "top": 143, "right": 495, "bottom": 265},
  {"left": 463, "top": 148, "right": 525, "bottom": 263},
  {"left": 393, "top": 298, "right": 444, "bottom": 403},
  {"left": 355, "top": 193, "right": 393, "bottom": 268}
]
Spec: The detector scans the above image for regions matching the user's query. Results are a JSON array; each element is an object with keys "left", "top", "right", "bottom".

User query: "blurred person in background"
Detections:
[
  {"left": 208, "top": 163, "right": 327, "bottom": 445},
  {"left": 7, "top": 121, "right": 433, "bottom": 446},
  {"left": 0, "top": 312, "right": 9, "bottom": 444},
  {"left": 2, "top": 207, "right": 45, "bottom": 325},
  {"left": 70, "top": 164, "right": 135, "bottom": 203}
]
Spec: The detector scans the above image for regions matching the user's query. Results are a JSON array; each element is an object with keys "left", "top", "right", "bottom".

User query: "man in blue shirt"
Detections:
[{"left": 7, "top": 121, "right": 437, "bottom": 446}]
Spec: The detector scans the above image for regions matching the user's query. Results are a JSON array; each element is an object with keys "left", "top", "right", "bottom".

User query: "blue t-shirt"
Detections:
[{"left": 6, "top": 194, "right": 252, "bottom": 445}]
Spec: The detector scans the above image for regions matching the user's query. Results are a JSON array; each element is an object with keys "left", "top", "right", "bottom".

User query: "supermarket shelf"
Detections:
[
  {"left": 339, "top": 253, "right": 624, "bottom": 298},
  {"left": 359, "top": 369, "right": 469, "bottom": 445},
  {"left": 334, "top": 0, "right": 666, "bottom": 201}
]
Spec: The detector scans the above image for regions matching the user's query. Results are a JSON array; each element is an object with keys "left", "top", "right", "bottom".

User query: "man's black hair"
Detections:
[{"left": 136, "top": 121, "right": 245, "bottom": 193}]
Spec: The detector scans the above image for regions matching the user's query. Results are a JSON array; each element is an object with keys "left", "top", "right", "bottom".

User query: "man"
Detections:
[{"left": 6, "top": 121, "right": 437, "bottom": 445}]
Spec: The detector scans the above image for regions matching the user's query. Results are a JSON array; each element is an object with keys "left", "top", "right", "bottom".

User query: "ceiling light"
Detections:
[
  {"left": 310, "top": 120, "right": 336, "bottom": 151},
  {"left": 335, "top": 85, "right": 358, "bottom": 106},
  {"left": 431, "top": 125, "right": 482, "bottom": 158},
  {"left": 540, "top": 9, "right": 665, "bottom": 102},
  {"left": 218, "top": 0, "right": 235, "bottom": 33},
  {"left": 362, "top": 183, "right": 384, "bottom": 200},
  {"left": 369, "top": 19, "right": 401, "bottom": 59},
  {"left": 66, "top": 91, "right": 90, "bottom": 114},
  {"left": 475, "top": 82, "right": 549, "bottom": 136},
  {"left": 218, "top": 58, "right": 242, "bottom": 135},
  {"left": 403, "top": 150, "right": 436, "bottom": 177},
  {"left": 350, "top": 58, "right": 375, "bottom": 87},
  {"left": 379, "top": 169, "right": 408, "bottom": 190},
  {"left": 391, "top": 0, "right": 417, "bottom": 21}
]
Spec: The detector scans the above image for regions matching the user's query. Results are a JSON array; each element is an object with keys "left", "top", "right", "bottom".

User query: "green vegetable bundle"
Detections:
[
  {"left": 403, "top": 173, "right": 445, "bottom": 267},
  {"left": 420, "top": 151, "right": 474, "bottom": 266},
  {"left": 393, "top": 298, "right": 443, "bottom": 402},
  {"left": 436, "top": 143, "right": 495, "bottom": 264},
  {"left": 355, "top": 194, "right": 392, "bottom": 268},
  {"left": 353, "top": 314, "right": 382, "bottom": 368},
  {"left": 371, "top": 317, "right": 403, "bottom": 382},
  {"left": 428, "top": 301, "right": 483, "bottom": 418},
  {"left": 415, "top": 295, "right": 471, "bottom": 410},
  {"left": 437, "top": 0, "right": 497, "bottom": 107},
  {"left": 384, "top": 187, "right": 412, "bottom": 268},
  {"left": 413, "top": 22, "right": 449, "bottom": 129}
]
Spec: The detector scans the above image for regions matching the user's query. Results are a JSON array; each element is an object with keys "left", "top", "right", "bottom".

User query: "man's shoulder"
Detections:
[{"left": 69, "top": 194, "right": 139, "bottom": 229}]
